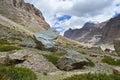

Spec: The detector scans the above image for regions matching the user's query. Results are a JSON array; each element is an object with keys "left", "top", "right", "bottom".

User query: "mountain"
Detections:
[
  {"left": 64, "top": 22, "right": 106, "bottom": 45},
  {"left": 0, "top": 0, "right": 49, "bottom": 33},
  {"left": 0, "top": 0, "right": 51, "bottom": 47},
  {"left": 64, "top": 15, "right": 120, "bottom": 47},
  {"left": 99, "top": 14, "right": 120, "bottom": 44}
]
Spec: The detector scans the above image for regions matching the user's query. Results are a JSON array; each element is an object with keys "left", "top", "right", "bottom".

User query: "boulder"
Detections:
[
  {"left": 0, "top": 50, "right": 58, "bottom": 72},
  {"left": 114, "top": 39, "right": 120, "bottom": 56},
  {"left": 56, "top": 50, "right": 88, "bottom": 71},
  {"left": 17, "top": 53, "right": 58, "bottom": 72},
  {"left": 33, "top": 28, "right": 59, "bottom": 50},
  {"left": 113, "top": 67, "right": 120, "bottom": 75}
]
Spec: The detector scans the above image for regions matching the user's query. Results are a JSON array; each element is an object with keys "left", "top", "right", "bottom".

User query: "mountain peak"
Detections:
[{"left": 83, "top": 22, "right": 96, "bottom": 29}]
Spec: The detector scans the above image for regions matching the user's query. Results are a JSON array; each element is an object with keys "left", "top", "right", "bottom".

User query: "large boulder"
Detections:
[
  {"left": 56, "top": 50, "right": 88, "bottom": 71},
  {"left": 17, "top": 53, "right": 58, "bottom": 72},
  {"left": 0, "top": 50, "right": 58, "bottom": 72},
  {"left": 33, "top": 28, "right": 59, "bottom": 50},
  {"left": 114, "top": 39, "right": 120, "bottom": 56}
]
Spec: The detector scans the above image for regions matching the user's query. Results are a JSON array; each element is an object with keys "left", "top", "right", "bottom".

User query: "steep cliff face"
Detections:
[
  {"left": 0, "top": 0, "right": 50, "bottom": 33},
  {"left": 100, "top": 14, "right": 120, "bottom": 44}
]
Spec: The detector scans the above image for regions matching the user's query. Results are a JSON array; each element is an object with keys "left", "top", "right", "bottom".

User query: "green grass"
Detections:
[
  {"left": 9, "top": 36, "right": 22, "bottom": 41},
  {"left": 79, "top": 51, "right": 87, "bottom": 54},
  {"left": 63, "top": 73, "right": 120, "bottom": 80},
  {"left": 0, "top": 45, "right": 21, "bottom": 52},
  {"left": 0, "top": 64, "right": 37, "bottom": 80},
  {"left": 0, "top": 39, "right": 21, "bottom": 52},
  {"left": 43, "top": 72, "right": 48, "bottom": 76},
  {"left": 0, "top": 40, "right": 10, "bottom": 45},
  {"left": 42, "top": 54, "right": 60, "bottom": 64},
  {"left": 86, "top": 58, "right": 95, "bottom": 67},
  {"left": 102, "top": 56, "right": 120, "bottom": 66}
]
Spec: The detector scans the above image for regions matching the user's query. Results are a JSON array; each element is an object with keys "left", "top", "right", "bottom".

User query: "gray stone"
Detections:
[
  {"left": 113, "top": 67, "right": 120, "bottom": 75},
  {"left": 17, "top": 53, "right": 58, "bottom": 72},
  {"left": 114, "top": 39, "right": 120, "bottom": 56},
  {"left": 0, "top": 50, "right": 58, "bottom": 72},
  {"left": 9, "top": 50, "right": 28, "bottom": 61},
  {"left": 57, "top": 50, "right": 88, "bottom": 71},
  {"left": 33, "top": 28, "right": 59, "bottom": 49}
]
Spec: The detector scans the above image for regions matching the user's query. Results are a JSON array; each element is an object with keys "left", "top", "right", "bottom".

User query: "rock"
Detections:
[
  {"left": 114, "top": 39, "right": 120, "bottom": 56},
  {"left": 113, "top": 67, "right": 120, "bottom": 75},
  {"left": 0, "top": 50, "right": 58, "bottom": 72},
  {"left": 56, "top": 50, "right": 88, "bottom": 71},
  {"left": 16, "top": 50, "right": 58, "bottom": 72},
  {"left": 8, "top": 50, "right": 27, "bottom": 60},
  {"left": 33, "top": 28, "right": 59, "bottom": 50},
  {"left": 0, "top": 50, "right": 28, "bottom": 65}
]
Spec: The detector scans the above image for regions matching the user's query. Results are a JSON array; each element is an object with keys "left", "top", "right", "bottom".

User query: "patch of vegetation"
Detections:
[
  {"left": 43, "top": 72, "right": 48, "bottom": 76},
  {"left": 9, "top": 36, "right": 22, "bottom": 41},
  {"left": 0, "top": 40, "right": 10, "bottom": 45},
  {"left": 0, "top": 45, "right": 21, "bottom": 52},
  {"left": 102, "top": 56, "right": 120, "bottom": 66},
  {"left": 63, "top": 73, "right": 120, "bottom": 80},
  {"left": 0, "top": 64, "right": 37, "bottom": 80},
  {"left": 86, "top": 58, "right": 95, "bottom": 67},
  {"left": 42, "top": 54, "right": 60, "bottom": 64},
  {"left": 79, "top": 50, "right": 87, "bottom": 54}
]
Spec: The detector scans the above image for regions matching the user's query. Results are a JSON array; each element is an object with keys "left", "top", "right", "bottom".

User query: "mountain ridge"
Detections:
[
  {"left": 64, "top": 15, "right": 120, "bottom": 47},
  {"left": 0, "top": 0, "right": 50, "bottom": 33}
]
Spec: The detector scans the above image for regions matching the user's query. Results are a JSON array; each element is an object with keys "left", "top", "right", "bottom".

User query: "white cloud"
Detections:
[{"left": 25, "top": 0, "right": 120, "bottom": 34}]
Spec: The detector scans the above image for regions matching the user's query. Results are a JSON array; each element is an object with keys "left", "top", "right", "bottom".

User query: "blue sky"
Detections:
[{"left": 25, "top": 0, "right": 120, "bottom": 34}]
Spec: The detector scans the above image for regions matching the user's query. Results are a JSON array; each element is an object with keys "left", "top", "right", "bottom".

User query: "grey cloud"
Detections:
[{"left": 65, "top": 0, "right": 113, "bottom": 17}]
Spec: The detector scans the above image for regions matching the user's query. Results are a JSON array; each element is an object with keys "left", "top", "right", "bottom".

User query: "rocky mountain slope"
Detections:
[
  {"left": 0, "top": 0, "right": 49, "bottom": 33},
  {"left": 1, "top": 0, "right": 120, "bottom": 80},
  {"left": 64, "top": 15, "right": 120, "bottom": 46}
]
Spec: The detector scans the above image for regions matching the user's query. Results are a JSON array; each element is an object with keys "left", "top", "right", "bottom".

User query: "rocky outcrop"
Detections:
[
  {"left": 34, "top": 28, "right": 59, "bottom": 50},
  {"left": 114, "top": 39, "right": 120, "bottom": 56},
  {"left": 113, "top": 67, "right": 120, "bottom": 75},
  {"left": 57, "top": 50, "right": 88, "bottom": 71},
  {"left": 0, "top": 50, "right": 58, "bottom": 72},
  {"left": 0, "top": 0, "right": 50, "bottom": 33}
]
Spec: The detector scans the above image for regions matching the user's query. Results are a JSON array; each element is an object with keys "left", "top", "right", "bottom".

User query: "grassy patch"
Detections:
[
  {"left": 42, "top": 54, "right": 60, "bottom": 64},
  {"left": 63, "top": 73, "right": 120, "bottom": 80},
  {"left": 43, "top": 72, "right": 48, "bottom": 76},
  {"left": 9, "top": 36, "right": 22, "bottom": 41},
  {"left": 0, "top": 40, "right": 10, "bottom": 45},
  {"left": 79, "top": 50, "right": 87, "bottom": 54},
  {"left": 0, "top": 64, "right": 37, "bottom": 80},
  {"left": 86, "top": 58, "right": 95, "bottom": 67},
  {"left": 0, "top": 45, "right": 21, "bottom": 52},
  {"left": 102, "top": 56, "right": 120, "bottom": 66}
]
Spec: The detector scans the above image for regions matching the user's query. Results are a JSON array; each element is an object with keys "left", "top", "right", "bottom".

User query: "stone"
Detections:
[
  {"left": 0, "top": 50, "right": 58, "bottom": 72},
  {"left": 33, "top": 28, "right": 59, "bottom": 49},
  {"left": 113, "top": 67, "right": 120, "bottom": 75},
  {"left": 17, "top": 53, "right": 58, "bottom": 72},
  {"left": 9, "top": 50, "right": 28, "bottom": 61},
  {"left": 114, "top": 39, "right": 120, "bottom": 56},
  {"left": 56, "top": 50, "right": 88, "bottom": 71}
]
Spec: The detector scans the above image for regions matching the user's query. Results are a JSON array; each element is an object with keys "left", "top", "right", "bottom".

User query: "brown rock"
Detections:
[{"left": 113, "top": 67, "right": 120, "bottom": 75}]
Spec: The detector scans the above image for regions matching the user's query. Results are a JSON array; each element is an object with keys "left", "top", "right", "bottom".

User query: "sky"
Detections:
[{"left": 25, "top": 0, "right": 120, "bottom": 34}]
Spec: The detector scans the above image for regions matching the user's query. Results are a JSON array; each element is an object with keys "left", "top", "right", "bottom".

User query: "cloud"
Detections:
[
  {"left": 24, "top": 0, "right": 120, "bottom": 35},
  {"left": 66, "top": 0, "right": 113, "bottom": 17}
]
